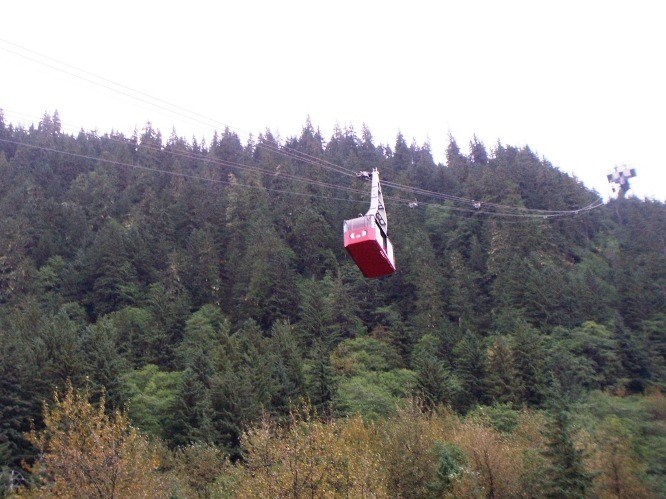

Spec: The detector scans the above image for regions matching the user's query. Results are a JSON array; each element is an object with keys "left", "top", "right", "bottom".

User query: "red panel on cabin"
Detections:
[{"left": 344, "top": 226, "right": 395, "bottom": 278}]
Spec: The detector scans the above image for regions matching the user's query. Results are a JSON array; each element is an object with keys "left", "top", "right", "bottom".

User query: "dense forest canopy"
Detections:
[{"left": 0, "top": 110, "right": 664, "bottom": 496}]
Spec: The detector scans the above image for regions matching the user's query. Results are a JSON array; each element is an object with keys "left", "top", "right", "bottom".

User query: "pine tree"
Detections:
[
  {"left": 542, "top": 408, "right": 593, "bottom": 498},
  {"left": 81, "top": 319, "right": 130, "bottom": 406},
  {"left": 267, "top": 320, "right": 306, "bottom": 415},
  {"left": 613, "top": 313, "right": 651, "bottom": 387},
  {"left": 184, "top": 225, "right": 222, "bottom": 307},
  {"left": 306, "top": 340, "right": 336, "bottom": 414},
  {"left": 483, "top": 336, "right": 518, "bottom": 405},
  {"left": 167, "top": 367, "right": 214, "bottom": 447},
  {"left": 512, "top": 321, "right": 547, "bottom": 406},
  {"left": 0, "top": 351, "right": 35, "bottom": 468},
  {"left": 448, "top": 251, "right": 479, "bottom": 329},
  {"left": 412, "top": 335, "right": 461, "bottom": 408},
  {"left": 82, "top": 220, "right": 140, "bottom": 317},
  {"left": 297, "top": 276, "right": 332, "bottom": 345},
  {"left": 452, "top": 330, "right": 487, "bottom": 410},
  {"left": 210, "top": 371, "right": 258, "bottom": 456},
  {"left": 146, "top": 254, "right": 192, "bottom": 367},
  {"left": 176, "top": 304, "right": 231, "bottom": 372},
  {"left": 469, "top": 134, "right": 488, "bottom": 165},
  {"left": 445, "top": 133, "right": 467, "bottom": 169},
  {"left": 392, "top": 132, "right": 412, "bottom": 171}
]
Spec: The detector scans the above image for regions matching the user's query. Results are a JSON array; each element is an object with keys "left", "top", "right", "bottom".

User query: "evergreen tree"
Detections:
[
  {"left": 267, "top": 320, "right": 306, "bottom": 415},
  {"left": 448, "top": 251, "right": 479, "bottom": 329},
  {"left": 469, "top": 134, "right": 488, "bottom": 165},
  {"left": 412, "top": 335, "right": 461, "bottom": 408},
  {"left": 306, "top": 340, "right": 336, "bottom": 413},
  {"left": 0, "top": 343, "right": 35, "bottom": 468},
  {"left": 452, "top": 330, "right": 487, "bottom": 410},
  {"left": 80, "top": 220, "right": 141, "bottom": 317},
  {"left": 184, "top": 225, "right": 222, "bottom": 307},
  {"left": 297, "top": 276, "right": 333, "bottom": 345},
  {"left": 145, "top": 255, "right": 192, "bottom": 367},
  {"left": 613, "top": 313, "right": 651, "bottom": 387},
  {"left": 512, "top": 321, "right": 547, "bottom": 406},
  {"left": 392, "top": 132, "right": 412, "bottom": 171},
  {"left": 483, "top": 335, "right": 518, "bottom": 405},
  {"left": 542, "top": 408, "right": 593, "bottom": 498},
  {"left": 176, "top": 304, "right": 231, "bottom": 372},
  {"left": 167, "top": 367, "right": 214, "bottom": 447},
  {"left": 105, "top": 307, "right": 164, "bottom": 368},
  {"left": 81, "top": 318, "right": 130, "bottom": 405},
  {"left": 445, "top": 133, "right": 467, "bottom": 169}
]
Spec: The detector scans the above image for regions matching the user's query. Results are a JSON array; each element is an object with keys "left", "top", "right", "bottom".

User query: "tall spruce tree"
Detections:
[
  {"left": 452, "top": 330, "right": 487, "bottom": 410},
  {"left": 542, "top": 408, "right": 593, "bottom": 498}
]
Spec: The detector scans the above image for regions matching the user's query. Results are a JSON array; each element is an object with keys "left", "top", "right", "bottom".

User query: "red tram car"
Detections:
[{"left": 343, "top": 169, "right": 395, "bottom": 278}]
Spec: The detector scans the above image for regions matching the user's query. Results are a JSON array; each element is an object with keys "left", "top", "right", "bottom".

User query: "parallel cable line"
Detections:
[
  {"left": 0, "top": 39, "right": 357, "bottom": 179},
  {"left": 0, "top": 137, "right": 364, "bottom": 205},
  {"left": 0, "top": 136, "right": 606, "bottom": 221},
  {"left": 1, "top": 109, "right": 368, "bottom": 197},
  {"left": 0, "top": 38, "right": 604, "bottom": 217}
]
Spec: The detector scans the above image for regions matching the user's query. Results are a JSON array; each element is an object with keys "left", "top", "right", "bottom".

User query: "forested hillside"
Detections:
[{"left": 0, "top": 111, "right": 664, "bottom": 497}]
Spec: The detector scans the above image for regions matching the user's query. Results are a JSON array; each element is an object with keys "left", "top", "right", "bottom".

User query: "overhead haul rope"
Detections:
[
  {"left": 3, "top": 104, "right": 604, "bottom": 219},
  {"left": 0, "top": 39, "right": 603, "bottom": 217},
  {"left": 0, "top": 136, "right": 605, "bottom": 221},
  {"left": 2, "top": 109, "right": 604, "bottom": 220},
  {"left": 381, "top": 179, "right": 601, "bottom": 216},
  {"left": 392, "top": 197, "right": 605, "bottom": 219},
  {"left": 4, "top": 108, "right": 604, "bottom": 220},
  {"left": 0, "top": 137, "right": 365, "bottom": 205},
  {"left": 0, "top": 39, "right": 357, "bottom": 180},
  {"left": 1, "top": 109, "right": 368, "bottom": 197}
]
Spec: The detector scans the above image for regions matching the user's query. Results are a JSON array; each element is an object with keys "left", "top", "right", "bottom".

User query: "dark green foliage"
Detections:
[
  {"left": 305, "top": 340, "right": 336, "bottom": 413},
  {"left": 120, "top": 364, "right": 182, "bottom": 439},
  {"left": 484, "top": 335, "right": 518, "bottom": 404},
  {"left": 332, "top": 336, "right": 415, "bottom": 418},
  {"left": 428, "top": 441, "right": 466, "bottom": 495},
  {"left": 81, "top": 220, "right": 142, "bottom": 317},
  {"left": 412, "top": 335, "right": 461, "bottom": 408},
  {"left": 81, "top": 318, "right": 130, "bottom": 405},
  {"left": 542, "top": 408, "right": 594, "bottom": 498},
  {"left": 548, "top": 322, "right": 621, "bottom": 396},
  {"left": 333, "top": 336, "right": 403, "bottom": 373},
  {"left": 176, "top": 304, "right": 230, "bottom": 371},
  {"left": 207, "top": 320, "right": 274, "bottom": 452},
  {"left": 469, "top": 135, "right": 488, "bottom": 165},
  {"left": 613, "top": 313, "right": 652, "bottom": 384},
  {"left": 145, "top": 271, "right": 191, "bottom": 367},
  {"left": 641, "top": 314, "right": 666, "bottom": 380},
  {"left": 452, "top": 330, "right": 488, "bottom": 410},
  {"left": 266, "top": 320, "right": 306, "bottom": 415},
  {"left": 104, "top": 307, "right": 164, "bottom": 368},
  {"left": 467, "top": 403, "right": 520, "bottom": 434},
  {"left": 183, "top": 225, "right": 223, "bottom": 307},
  {"left": 0, "top": 345, "right": 35, "bottom": 467},
  {"left": 512, "top": 321, "right": 547, "bottom": 406},
  {"left": 297, "top": 276, "right": 333, "bottom": 344},
  {"left": 167, "top": 367, "right": 214, "bottom": 446},
  {"left": 0, "top": 112, "right": 663, "bottom": 476}
]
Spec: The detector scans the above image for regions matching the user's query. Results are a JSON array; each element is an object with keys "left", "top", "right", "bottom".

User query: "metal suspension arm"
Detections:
[{"left": 366, "top": 168, "right": 388, "bottom": 235}]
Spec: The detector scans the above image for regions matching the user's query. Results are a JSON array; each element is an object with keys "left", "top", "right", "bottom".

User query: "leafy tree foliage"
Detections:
[
  {"left": 24, "top": 383, "right": 167, "bottom": 497},
  {"left": 0, "top": 112, "right": 663, "bottom": 493}
]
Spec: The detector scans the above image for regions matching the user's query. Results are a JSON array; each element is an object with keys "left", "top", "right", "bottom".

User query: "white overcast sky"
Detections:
[{"left": 1, "top": 0, "right": 664, "bottom": 200}]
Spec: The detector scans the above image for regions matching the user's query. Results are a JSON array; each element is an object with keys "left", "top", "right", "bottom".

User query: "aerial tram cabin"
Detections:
[{"left": 343, "top": 168, "right": 396, "bottom": 278}]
